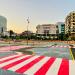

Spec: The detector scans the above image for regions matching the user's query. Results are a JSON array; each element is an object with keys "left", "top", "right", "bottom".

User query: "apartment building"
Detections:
[{"left": 65, "top": 11, "right": 75, "bottom": 37}]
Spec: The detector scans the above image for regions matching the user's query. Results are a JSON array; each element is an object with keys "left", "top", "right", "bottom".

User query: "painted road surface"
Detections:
[
  {"left": 0, "top": 54, "right": 75, "bottom": 75},
  {"left": 0, "top": 42, "right": 74, "bottom": 75},
  {"left": 71, "top": 48, "right": 75, "bottom": 59},
  {"left": 28, "top": 45, "right": 72, "bottom": 60},
  {"left": 0, "top": 46, "right": 31, "bottom": 52}
]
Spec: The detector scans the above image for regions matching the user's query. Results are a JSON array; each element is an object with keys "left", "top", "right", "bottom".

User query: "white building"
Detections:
[
  {"left": 0, "top": 16, "right": 7, "bottom": 34},
  {"left": 36, "top": 24, "right": 57, "bottom": 34},
  {"left": 36, "top": 24, "right": 58, "bottom": 39},
  {"left": 3, "top": 31, "right": 10, "bottom": 37}
]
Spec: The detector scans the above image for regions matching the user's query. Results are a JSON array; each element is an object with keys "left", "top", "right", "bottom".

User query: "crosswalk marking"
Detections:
[
  {"left": 34, "top": 57, "right": 56, "bottom": 75},
  {"left": 69, "top": 60, "right": 75, "bottom": 75},
  {"left": 58, "top": 59, "right": 69, "bottom": 75},
  {"left": 0, "top": 54, "right": 20, "bottom": 61},
  {"left": 0, "top": 54, "right": 75, "bottom": 75},
  {"left": 8, "top": 56, "right": 40, "bottom": 71},
  {"left": 46, "top": 58, "right": 62, "bottom": 75},
  {"left": 0, "top": 55, "right": 23, "bottom": 64},
  {"left": 24, "top": 57, "right": 50, "bottom": 75},
  {"left": 0, "top": 46, "right": 31, "bottom": 53},
  {"left": 2, "top": 56, "right": 33, "bottom": 69},
  {"left": 0, "top": 55, "right": 30, "bottom": 68},
  {"left": 15, "top": 56, "right": 45, "bottom": 73},
  {"left": 50, "top": 46, "right": 68, "bottom": 48}
]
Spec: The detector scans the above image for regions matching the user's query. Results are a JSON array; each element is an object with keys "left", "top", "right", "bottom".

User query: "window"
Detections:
[
  {"left": 44, "top": 30, "right": 49, "bottom": 34},
  {"left": 72, "top": 20, "right": 75, "bottom": 22},
  {"left": 73, "top": 23, "right": 75, "bottom": 25},
  {"left": 73, "top": 13, "right": 75, "bottom": 15}
]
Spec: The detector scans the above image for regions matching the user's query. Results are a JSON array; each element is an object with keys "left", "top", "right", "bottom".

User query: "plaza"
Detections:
[{"left": 0, "top": 40, "right": 75, "bottom": 75}]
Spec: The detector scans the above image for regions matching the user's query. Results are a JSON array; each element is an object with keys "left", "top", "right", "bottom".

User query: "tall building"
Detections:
[
  {"left": 65, "top": 11, "right": 75, "bottom": 37},
  {"left": 36, "top": 24, "right": 58, "bottom": 39},
  {"left": 56, "top": 22, "right": 65, "bottom": 34},
  {"left": 0, "top": 16, "right": 7, "bottom": 33}
]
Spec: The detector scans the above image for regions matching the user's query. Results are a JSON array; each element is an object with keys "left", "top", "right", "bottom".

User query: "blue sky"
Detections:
[{"left": 0, "top": 0, "right": 75, "bottom": 33}]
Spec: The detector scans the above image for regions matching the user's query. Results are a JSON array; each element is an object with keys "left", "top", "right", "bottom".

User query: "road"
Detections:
[
  {"left": 71, "top": 48, "right": 75, "bottom": 59},
  {"left": 28, "top": 45, "right": 72, "bottom": 60},
  {"left": 0, "top": 42, "right": 73, "bottom": 75}
]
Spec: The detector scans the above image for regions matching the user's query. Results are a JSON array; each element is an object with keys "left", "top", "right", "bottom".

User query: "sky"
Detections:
[{"left": 0, "top": 0, "right": 75, "bottom": 33}]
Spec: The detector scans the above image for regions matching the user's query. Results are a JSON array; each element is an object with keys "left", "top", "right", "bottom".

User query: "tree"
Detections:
[{"left": 9, "top": 30, "right": 14, "bottom": 38}]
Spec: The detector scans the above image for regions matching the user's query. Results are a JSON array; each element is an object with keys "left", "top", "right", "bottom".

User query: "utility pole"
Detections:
[{"left": 27, "top": 17, "right": 30, "bottom": 45}]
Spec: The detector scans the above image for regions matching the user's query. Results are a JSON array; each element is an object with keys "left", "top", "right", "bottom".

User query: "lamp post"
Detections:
[{"left": 27, "top": 17, "right": 30, "bottom": 45}]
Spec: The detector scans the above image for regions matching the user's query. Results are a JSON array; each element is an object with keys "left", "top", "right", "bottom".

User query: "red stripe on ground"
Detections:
[
  {"left": 2, "top": 55, "right": 33, "bottom": 70},
  {"left": 58, "top": 59, "right": 69, "bottom": 75},
  {"left": 0, "top": 55, "right": 23, "bottom": 64},
  {"left": 34, "top": 57, "right": 56, "bottom": 75},
  {"left": 0, "top": 54, "right": 17, "bottom": 59},
  {"left": 15, "top": 56, "right": 45, "bottom": 73}
]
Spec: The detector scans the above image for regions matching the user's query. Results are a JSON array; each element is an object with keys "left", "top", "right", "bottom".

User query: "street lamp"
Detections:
[{"left": 27, "top": 17, "right": 30, "bottom": 45}]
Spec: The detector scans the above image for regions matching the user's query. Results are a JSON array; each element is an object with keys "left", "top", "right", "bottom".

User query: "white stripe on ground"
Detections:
[
  {"left": 55, "top": 46, "right": 58, "bottom": 47},
  {"left": 16, "top": 52, "right": 23, "bottom": 55},
  {"left": 64, "top": 46, "right": 67, "bottom": 47},
  {"left": 69, "top": 60, "right": 75, "bottom": 75},
  {"left": 24, "top": 57, "right": 50, "bottom": 75},
  {"left": 0, "top": 54, "right": 20, "bottom": 61},
  {"left": 60, "top": 46, "right": 63, "bottom": 48},
  {"left": 0, "top": 55, "right": 30, "bottom": 68},
  {"left": 8, "top": 56, "right": 40, "bottom": 71},
  {"left": 46, "top": 58, "right": 62, "bottom": 75}
]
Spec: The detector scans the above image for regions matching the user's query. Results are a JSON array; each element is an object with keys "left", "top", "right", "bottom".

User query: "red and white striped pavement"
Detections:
[
  {"left": 0, "top": 46, "right": 31, "bottom": 52},
  {"left": 0, "top": 45, "right": 71, "bottom": 53},
  {"left": 49, "top": 45, "right": 70, "bottom": 48},
  {"left": 0, "top": 54, "right": 75, "bottom": 75}
]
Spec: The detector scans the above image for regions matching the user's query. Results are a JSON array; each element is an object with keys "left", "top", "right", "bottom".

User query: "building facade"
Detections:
[
  {"left": 65, "top": 11, "right": 75, "bottom": 37},
  {"left": 56, "top": 22, "right": 65, "bottom": 34},
  {"left": 36, "top": 24, "right": 58, "bottom": 39},
  {"left": 36, "top": 24, "right": 57, "bottom": 34},
  {"left": 0, "top": 16, "right": 7, "bottom": 34}
]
